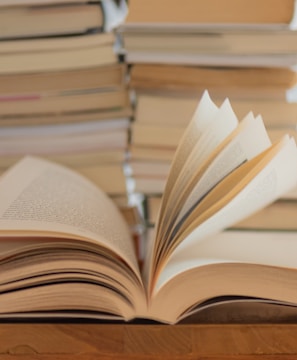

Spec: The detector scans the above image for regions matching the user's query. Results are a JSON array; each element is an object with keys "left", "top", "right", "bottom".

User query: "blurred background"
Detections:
[{"left": 1, "top": 0, "right": 297, "bottom": 263}]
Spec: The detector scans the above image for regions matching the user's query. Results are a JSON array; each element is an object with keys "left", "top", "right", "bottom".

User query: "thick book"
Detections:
[
  {"left": 124, "top": 0, "right": 297, "bottom": 28},
  {"left": 0, "top": 32, "right": 117, "bottom": 74},
  {"left": 0, "top": 0, "right": 91, "bottom": 5},
  {"left": 0, "top": 106, "right": 133, "bottom": 127},
  {"left": 0, "top": 91, "right": 297, "bottom": 324},
  {"left": 0, "top": 63, "right": 127, "bottom": 96},
  {"left": 125, "top": 48, "right": 297, "bottom": 68},
  {"left": 0, "top": 87, "right": 130, "bottom": 117},
  {"left": 134, "top": 94, "right": 297, "bottom": 132},
  {"left": 122, "top": 27, "right": 297, "bottom": 70},
  {"left": 0, "top": 1, "right": 128, "bottom": 34},
  {"left": 129, "top": 64, "right": 297, "bottom": 102},
  {"left": 0, "top": 2, "right": 104, "bottom": 39},
  {"left": 123, "top": 28, "right": 297, "bottom": 55}
]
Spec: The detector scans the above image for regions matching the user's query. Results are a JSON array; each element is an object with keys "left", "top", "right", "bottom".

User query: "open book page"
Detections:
[
  {"left": 170, "top": 137, "right": 297, "bottom": 252},
  {"left": 0, "top": 156, "right": 141, "bottom": 280},
  {"left": 0, "top": 239, "right": 143, "bottom": 319},
  {"left": 157, "top": 99, "right": 239, "bottom": 257},
  {"left": 154, "top": 91, "right": 218, "bottom": 239},
  {"left": 152, "top": 94, "right": 236, "bottom": 273},
  {"left": 154, "top": 135, "right": 297, "bottom": 293},
  {"left": 165, "top": 113, "right": 271, "bottom": 248},
  {"left": 149, "top": 230, "right": 297, "bottom": 324},
  {"left": 174, "top": 230, "right": 297, "bottom": 273},
  {"left": 144, "top": 91, "right": 218, "bottom": 285}
]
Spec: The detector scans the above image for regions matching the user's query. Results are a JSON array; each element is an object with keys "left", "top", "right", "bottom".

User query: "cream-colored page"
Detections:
[
  {"left": 159, "top": 98, "right": 240, "bottom": 243},
  {"left": 154, "top": 92, "right": 222, "bottom": 252},
  {"left": 176, "top": 230, "right": 297, "bottom": 271},
  {"left": 149, "top": 229, "right": 297, "bottom": 323},
  {"left": 144, "top": 91, "right": 218, "bottom": 284},
  {"left": 172, "top": 137, "right": 296, "bottom": 253},
  {"left": 155, "top": 135, "right": 297, "bottom": 291},
  {"left": 0, "top": 156, "right": 141, "bottom": 279},
  {"left": 174, "top": 114, "right": 271, "bottom": 227},
  {"left": 154, "top": 91, "right": 218, "bottom": 236}
]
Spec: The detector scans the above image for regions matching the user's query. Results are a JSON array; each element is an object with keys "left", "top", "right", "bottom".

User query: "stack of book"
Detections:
[
  {"left": 0, "top": 0, "right": 132, "bottom": 203},
  {"left": 120, "top": 0, "right": 297, "bottom": 232}
]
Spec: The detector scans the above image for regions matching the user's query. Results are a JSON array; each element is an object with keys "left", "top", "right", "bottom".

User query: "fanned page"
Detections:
[
  {"left": 172, "top": 114, "right": 271, "bottom": 231},
  {"left": 153, "top": 135, "right": 297, "bottom": 298},
  {"left": 148, "top": 92, "right": 297, "bottom": 300},
  {"left": 148, "top": 92, "right": 258, "bottom": 282},
  {"left": 154, "top": 91, "right": 218, "bottom": 239},
  {"left": 156, "top": 109, "right": 272, "bottom": 264},
  {"left": 162, "top": 113, "right": 272, "bottom": 259},
  {"left": 171, "top": 136, "right": 297, "bottom": 246},
  {"left": 0, "top": 156, "right": 140, "bottom": 279},
  {"left": 147, "top": 91, "right": 219, "bottom": 283},
  {"left": 157, "top": 99, "right": 239, "bottom": 253}
]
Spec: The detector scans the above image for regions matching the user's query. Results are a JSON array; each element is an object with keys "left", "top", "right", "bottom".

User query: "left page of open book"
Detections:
[
  {"left": 0, "top": 156, "right": 148, "bottom": 319},
  {"left": 0, "top": 156, "right": 141, "bottom": 280}
]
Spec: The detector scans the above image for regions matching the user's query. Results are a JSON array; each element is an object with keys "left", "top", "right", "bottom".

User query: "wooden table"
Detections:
[{"left": 1, "top": 302, "right": 297, "bottom": 359}]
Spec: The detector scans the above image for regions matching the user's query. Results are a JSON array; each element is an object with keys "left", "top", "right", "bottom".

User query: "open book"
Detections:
[{"left": 0, "top": 91, "right": 297, "bottom": 324}]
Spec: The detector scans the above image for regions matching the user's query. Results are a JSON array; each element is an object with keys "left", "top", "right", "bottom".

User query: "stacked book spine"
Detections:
[{"left": 0, "top": 0, "right": 145, "bottom": 225}]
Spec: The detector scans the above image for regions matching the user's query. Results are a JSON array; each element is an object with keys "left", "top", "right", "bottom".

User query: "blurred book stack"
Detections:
[
  {"left": 0, "top": 0, "right": 147, "bottom": 233},
  {"left": 120, "top": 0, "right": 297, "bottom": 232}
]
